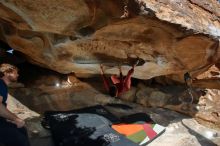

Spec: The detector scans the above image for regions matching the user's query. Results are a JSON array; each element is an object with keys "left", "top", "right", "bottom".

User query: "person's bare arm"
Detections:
[
  {"left": 123, "top": 59, "right": 139, "bottom": 88},
  {"left": 100, "top": 64, "right": 110, "bottom": 91},
  {"left": 0, "top": 96, "right": 25, "bottom": 128},
  {"left": 123, "top": 66, "right": 134, "bottom": 89},
  {"left": 118, "top": 65, "right": 123, "bottom": 82},
  {"left": 0, "top": 96, "right": 17, "bottom": 121}
]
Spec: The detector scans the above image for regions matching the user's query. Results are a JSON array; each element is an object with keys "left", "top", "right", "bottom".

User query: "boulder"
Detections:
[{"left": 0, "top": 0, "right": 219, "bottom": 82}]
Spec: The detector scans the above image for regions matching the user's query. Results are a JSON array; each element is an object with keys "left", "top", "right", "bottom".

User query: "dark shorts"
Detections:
[{"left": 0, "top": 118, "right": 30, "bottom": 146}]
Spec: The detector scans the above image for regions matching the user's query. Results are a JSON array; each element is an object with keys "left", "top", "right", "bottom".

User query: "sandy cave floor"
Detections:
[{"left": 7, "top": 79, "right": 220, "bottom": 146}]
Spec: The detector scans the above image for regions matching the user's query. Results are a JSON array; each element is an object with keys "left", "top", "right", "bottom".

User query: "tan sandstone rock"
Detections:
[{"left": 0, "top": 0, "right": 219, "bottom": 84}]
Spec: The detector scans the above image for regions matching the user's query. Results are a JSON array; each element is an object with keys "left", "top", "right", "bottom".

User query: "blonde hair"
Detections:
[{"left": 0, "top": 63, "right": 18, "bottom": 77}]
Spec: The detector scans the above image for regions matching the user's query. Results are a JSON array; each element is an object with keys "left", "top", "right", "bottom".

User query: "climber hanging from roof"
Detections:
[{"left": 100, "top": 59, "right": 139, "bottom": 98}]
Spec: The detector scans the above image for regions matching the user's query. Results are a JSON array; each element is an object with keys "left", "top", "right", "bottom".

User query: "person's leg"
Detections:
[
  {"left": 0, "top": 120, "right": 30, "bottom": 146},
  {"left": 18, "top": 126, "right": 28, "bottom": 136},
  {"left": 18, "top": 127, "right": 30, "bottom": 145}
]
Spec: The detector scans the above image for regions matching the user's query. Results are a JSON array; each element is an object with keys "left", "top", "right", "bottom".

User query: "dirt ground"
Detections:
[{"left": 7, "top": 77, "right": 220, "bottom": 146}]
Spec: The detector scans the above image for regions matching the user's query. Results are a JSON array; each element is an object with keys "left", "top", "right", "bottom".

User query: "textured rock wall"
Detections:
[{"left": 0, "top": 0, "right": 219, "bottom": 82}]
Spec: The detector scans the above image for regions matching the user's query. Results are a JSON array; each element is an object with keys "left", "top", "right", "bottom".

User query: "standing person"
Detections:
[
  {"left": 184, "top": 72, "right": 194, "bottom": 104},
  {"left": 100, "top": 61, "right": 138, "bottom": 98},
  {"left": 179, "top": 72, "right": 196, "bottom": 111},
  {"left": 0, "top": 63, "right": 30, "bottom": 146}
]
